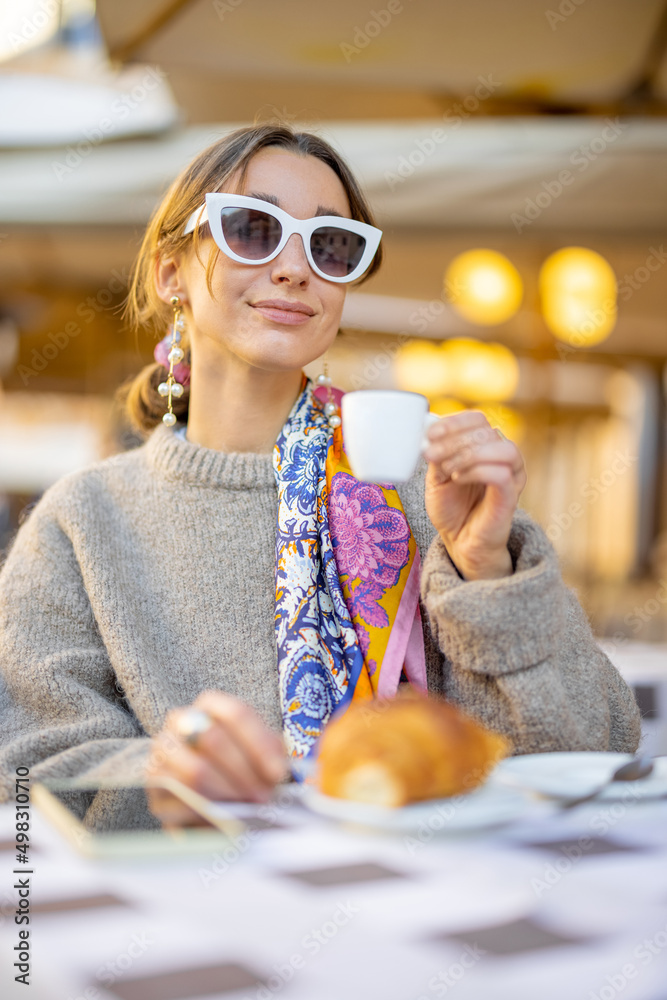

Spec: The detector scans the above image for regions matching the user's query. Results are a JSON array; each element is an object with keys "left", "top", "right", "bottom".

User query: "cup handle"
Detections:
[{"left": 420, "top": 412, "right": 441, "bottom": 456}]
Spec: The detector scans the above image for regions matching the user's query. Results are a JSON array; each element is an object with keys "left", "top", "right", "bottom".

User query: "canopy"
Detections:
[
  {"left": 1, "top": 118, "right": 666, "bottom": 233},
  {"left": 95, "top": 0, "right": 667, "bottom": 119}
]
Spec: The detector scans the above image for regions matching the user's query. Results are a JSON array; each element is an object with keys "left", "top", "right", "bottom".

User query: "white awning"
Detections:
[{"left": 0, "top": 118, "right": 665, "bottom": 233}]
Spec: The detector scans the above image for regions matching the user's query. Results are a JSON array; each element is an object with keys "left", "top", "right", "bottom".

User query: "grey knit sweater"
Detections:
[{"left": 0, "top": 420, "right": 641, "bottom": 828}]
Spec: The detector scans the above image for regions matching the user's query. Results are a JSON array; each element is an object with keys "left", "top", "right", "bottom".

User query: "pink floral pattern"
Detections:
[{"left": 329, "top": 472, "right": 411, "bottom": 631}]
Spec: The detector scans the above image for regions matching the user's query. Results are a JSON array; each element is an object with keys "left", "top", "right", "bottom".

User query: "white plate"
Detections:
[
  {"left": 491, "top": 752, "right": 667, "bottom": 801},
  {"left": 300, "top": 782, "right": 530, "bottom": 834}
]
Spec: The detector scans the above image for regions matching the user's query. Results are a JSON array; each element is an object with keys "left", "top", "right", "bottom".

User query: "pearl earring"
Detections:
[
  {"left": 316, "top": 358, "right": 341, "bottom": 429},
  {"left": 158, "top": 296, "right": 186, "bottom": 427}
]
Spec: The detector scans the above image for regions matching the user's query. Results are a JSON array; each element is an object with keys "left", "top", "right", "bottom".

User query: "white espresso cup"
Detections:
[{"left": 341, "top": 390, "right": 441, "bottom": 483}]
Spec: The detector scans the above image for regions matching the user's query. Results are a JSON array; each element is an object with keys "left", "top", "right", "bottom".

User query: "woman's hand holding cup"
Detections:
[
  {"left": 146, "top": 690, "right": 289, "bottom": 827},
  {"left": 340, "top": 390, "right": 526, "bottom": 582},
  {"left": 422, "top": 410, "right": 527, "bottom": 581}
]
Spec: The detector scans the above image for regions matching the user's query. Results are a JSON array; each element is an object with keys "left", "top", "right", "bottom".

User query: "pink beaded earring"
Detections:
[{"left": 316, "top": 358, "right": 341, "bottom": 430}]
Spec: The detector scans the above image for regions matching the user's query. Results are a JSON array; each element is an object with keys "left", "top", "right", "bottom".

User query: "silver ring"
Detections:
[{"left": 174, "top": 708, "right": 214, "bottom": 748}]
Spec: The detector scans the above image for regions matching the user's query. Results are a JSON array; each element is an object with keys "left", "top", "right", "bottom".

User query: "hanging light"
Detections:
[
  {"left": 394, "top": 339, "right": 450, "bottom": 398},
  {"left": 441, "top": 338, "right": 520, "bottom": 403},
  {"left": 539, "top": 247, "right": 617, "bottom": 347},
  {"left": 444, "top": 249, "right": 523, "bottom": 325}
]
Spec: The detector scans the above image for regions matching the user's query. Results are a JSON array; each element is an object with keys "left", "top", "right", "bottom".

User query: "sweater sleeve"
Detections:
[
  {"left": 419, "top": 507, "right": 642, "bottom": 755},
  {"left": 0, "top": 488, "right": 152, "bottom": 812}
]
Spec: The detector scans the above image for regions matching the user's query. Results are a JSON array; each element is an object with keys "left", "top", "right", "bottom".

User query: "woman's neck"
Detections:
[{"left": 184, "top": 360, "right": 304, "bottom": 455}]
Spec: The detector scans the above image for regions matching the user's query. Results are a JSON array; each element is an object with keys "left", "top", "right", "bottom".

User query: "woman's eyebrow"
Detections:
[{"left": 245, "top": 191, "right": 345, "bottom": 218}]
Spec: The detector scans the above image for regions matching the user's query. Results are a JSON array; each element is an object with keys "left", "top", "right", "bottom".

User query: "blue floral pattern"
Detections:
[{"left": 273, "top": 381, "right": 364, "bottom": 758}]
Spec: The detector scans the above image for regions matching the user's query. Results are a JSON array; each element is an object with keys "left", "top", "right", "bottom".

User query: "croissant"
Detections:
[{"left": 316, "top": 691, "right": 509, "bottom": 807}]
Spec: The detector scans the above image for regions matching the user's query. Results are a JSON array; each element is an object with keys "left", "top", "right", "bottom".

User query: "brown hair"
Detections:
[{"left": 119, "top": 122, "right": 384, "bottom": 433}]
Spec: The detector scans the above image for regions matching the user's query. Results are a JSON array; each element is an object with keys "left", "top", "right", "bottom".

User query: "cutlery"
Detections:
[{"left": 559, "top": 755, "right": 654, "bottom": 810}]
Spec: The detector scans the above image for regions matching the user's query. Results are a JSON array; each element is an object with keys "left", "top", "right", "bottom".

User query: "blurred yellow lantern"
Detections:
[
  {"left": 539, "top": 247, "right": 617, "bottom": 346},
  {"left": 440, "top": 338, "right": 520, "bottom": 403},
  {"left": 394, "top": 340, "right": 450, "bottom": 397},
  {"left": 444, "top": 249, "right": 523, "bottom": 325}
]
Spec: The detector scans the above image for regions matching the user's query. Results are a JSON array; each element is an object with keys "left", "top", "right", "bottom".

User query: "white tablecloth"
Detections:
[{"left": 1, "top": 782, "right": 666, "bottom": 1000}]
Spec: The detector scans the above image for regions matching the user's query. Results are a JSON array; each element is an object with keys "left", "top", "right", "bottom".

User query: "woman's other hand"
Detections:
[
  {"left": 423, "top": 411, "right": 527, "bottom": 581},
  {"left": 146, "top": 690, "right": 288, "bottom": 827}
]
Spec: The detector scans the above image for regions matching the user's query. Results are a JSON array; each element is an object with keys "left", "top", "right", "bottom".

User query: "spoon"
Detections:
[{"left": 560, "top": 755, "right": 654, "bottom": 810}]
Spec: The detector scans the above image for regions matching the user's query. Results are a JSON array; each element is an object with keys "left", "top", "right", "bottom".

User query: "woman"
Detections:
[{"left": 0, "top": 124, "right": 640, "bottom": 829}]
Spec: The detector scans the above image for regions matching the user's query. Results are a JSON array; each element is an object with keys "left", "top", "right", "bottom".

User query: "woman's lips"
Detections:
[{"left": 250, "top": 302, "right": 315, "bottom": 325}]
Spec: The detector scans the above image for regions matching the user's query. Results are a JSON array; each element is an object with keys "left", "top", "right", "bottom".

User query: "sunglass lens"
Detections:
[
  {"left": 220, "top": 207, "right": 282, "bottom": 259},
  {"left": 311, "top": 227, "right": 366, "bottom": 277}
]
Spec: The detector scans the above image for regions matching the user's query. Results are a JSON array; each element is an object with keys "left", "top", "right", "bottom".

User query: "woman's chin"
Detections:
[{"left": 245, "top": 341, "right": 333, "bottom": 374}]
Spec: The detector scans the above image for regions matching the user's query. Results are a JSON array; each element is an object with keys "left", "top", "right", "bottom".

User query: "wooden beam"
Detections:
[{"left": 107, "top": 0, "right": 199, "bottom": 64}]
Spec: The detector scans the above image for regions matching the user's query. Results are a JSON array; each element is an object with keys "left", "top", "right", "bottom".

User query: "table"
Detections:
[{"left": 1, "top": 784, "right": 667, "bottom": 1000}]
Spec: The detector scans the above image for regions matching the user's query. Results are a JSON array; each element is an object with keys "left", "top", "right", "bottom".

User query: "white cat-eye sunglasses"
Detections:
[{"left": 183, "top": 193, "right": 382, "bottom": 284}]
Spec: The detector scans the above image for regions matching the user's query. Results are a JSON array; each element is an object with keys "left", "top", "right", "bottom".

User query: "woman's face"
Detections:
[{"left": 175, "top": 147, "right": 352, "bottom": 374}]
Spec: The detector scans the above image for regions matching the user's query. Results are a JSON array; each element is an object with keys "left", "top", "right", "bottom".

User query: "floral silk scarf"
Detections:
[{"left": 273, "top": 375, "right": 427, "bottom": 760}]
